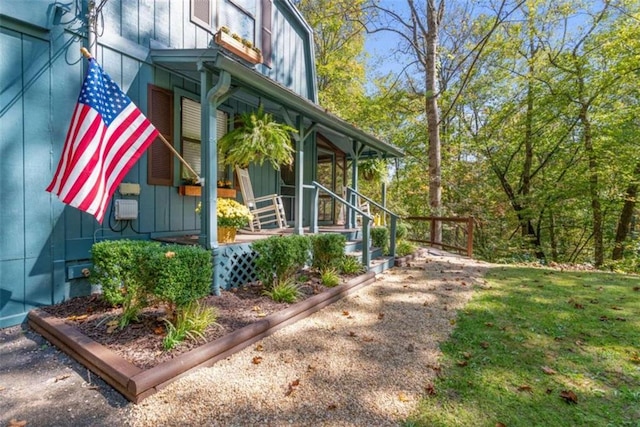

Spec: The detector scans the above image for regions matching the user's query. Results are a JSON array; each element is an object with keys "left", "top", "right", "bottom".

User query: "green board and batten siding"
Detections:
[{"left": 0, "top": 0, "right": 315, "bottom": 327}]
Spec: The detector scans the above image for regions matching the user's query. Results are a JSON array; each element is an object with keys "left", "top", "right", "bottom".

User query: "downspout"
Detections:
[{"left": 198, "top": 63, "right": 231, "bottom": 294}]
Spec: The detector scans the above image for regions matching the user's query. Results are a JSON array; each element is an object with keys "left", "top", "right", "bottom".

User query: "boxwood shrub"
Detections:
[
  {"left": 311, "top": 233, "right": 346, "bottom": 270},
  {"left": 252, "top": 235, "right": 312, "bottom": 288}
]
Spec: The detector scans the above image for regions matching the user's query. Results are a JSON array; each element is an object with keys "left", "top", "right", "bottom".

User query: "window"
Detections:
[
  {"left": 180, "top": 97, "right": 229, "bottom": 182},
  {"left": 220, "top": 0, "right": 256, "bottom": 42},
  {"left": 191, "top": 0, "right": 213, "bottom": 31},
  {"left": 147, "top": 85, "right": 229, "bottom": 186}
]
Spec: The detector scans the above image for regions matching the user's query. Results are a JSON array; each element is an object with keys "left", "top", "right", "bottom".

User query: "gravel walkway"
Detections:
[{"left": 129, "top": 249, "right": 490, "bottom": 426}]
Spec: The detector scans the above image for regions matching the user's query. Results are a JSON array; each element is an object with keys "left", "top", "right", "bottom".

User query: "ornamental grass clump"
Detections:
[{"left": 262, "top": 277, "right": 301, "bottom": 303}]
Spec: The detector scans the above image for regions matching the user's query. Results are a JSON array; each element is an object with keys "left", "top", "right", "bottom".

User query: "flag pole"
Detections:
[{"left": 79, "top": 48, "right": 202, "bottom": 183}]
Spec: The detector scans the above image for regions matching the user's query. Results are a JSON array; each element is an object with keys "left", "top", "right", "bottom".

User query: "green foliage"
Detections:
[
  {"left": 147, "top": 245, "right": 213, "bottom": 316},
  {"left": 320, "top": 267, "right": 341, "bottom": 287},
  {"left": 370, "top": 226, "right": 389, "bottom": 252},
  {"left": 359, "top": 159, "right": 387, "bottom": 182},
  {"left": 311, "top": 233, "right": 346, "bottom": 270},
  {"left": 163, "top": 301, "right": 217, "bottom": 350},
  {"left": 90, "top": 240, "right": 212, "bottom": 327},
  {"left": 408, "top": 267, "right": 640, "bottom": 426},
  {"left": 262, "top": 278, "right": 300, "bottom": 303},
  {"left": 394, "top": 222, "right": 409, "bottom": 240},
  {"left": 396, "top": 240, "right": 418, "bottom": 257},
  {"left": 339, "top": 255, "right": 365, "bottom": 275},
  {"left": 252, "top": 235, "right": 312, "bottom": 288},
  {"left": 218, "top": 106, "right": 297, "bottom": 169}
]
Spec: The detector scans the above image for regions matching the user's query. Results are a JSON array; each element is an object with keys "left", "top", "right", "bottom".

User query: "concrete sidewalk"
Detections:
[{"left": 0, "top": 325, "right": 131, "bottom": 427}]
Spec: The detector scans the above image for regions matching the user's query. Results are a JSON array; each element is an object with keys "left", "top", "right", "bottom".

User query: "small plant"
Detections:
[
  {"left": 311, "top": 234, "right": 346, "bottom": 270},
  {"left": 395, "top": 222, "right": 409, "bottom": 240},
  {"left": 320, "top": 267, "right": 340, "bottom": 287},
  {"left": 219, "top": 26, "right": 230, "bottom": 34},
  {"left": 252, "top": 235, "right": 312, "bottom": 288},
  {"left": 231, "top": 33, "right": 242, "bottom": 41},
  {"left": 371, "top": 226, "right": 389, "bottom": 252},
  {"left": 262, "top": 278, "right": 300, "bottom": 303},
  {"left": 396, "top": 240, "right": 418, "bottom": 257},
  {"left": 162, "top": 301, "right": 218, "bottom": 350},
  {"left": 196, "top": 198, "right": 253, "bottom": 229},
  {"left": 339, "top": 255, "right": 365, "bottom": 275}
]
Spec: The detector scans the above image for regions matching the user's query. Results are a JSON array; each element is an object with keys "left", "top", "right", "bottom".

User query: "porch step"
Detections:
[{"left": 347, "top": 246, "right": 384, "bottom": 260}]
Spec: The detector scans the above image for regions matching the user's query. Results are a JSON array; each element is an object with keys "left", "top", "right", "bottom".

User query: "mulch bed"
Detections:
[{"left": 41, "top": 279, "right": 333, "bottom": 370}]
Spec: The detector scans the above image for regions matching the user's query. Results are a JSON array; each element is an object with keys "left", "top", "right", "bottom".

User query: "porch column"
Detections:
[
  {"left": 349, "top": 140, "right": 359, "bottom": 229},
  {"left": 293, "top": 114, "right": 305, "bottom": 235}
]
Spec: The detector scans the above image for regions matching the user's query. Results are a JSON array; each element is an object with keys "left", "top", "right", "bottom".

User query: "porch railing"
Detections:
[
  {"left": 345, "top": 187, "right": 400, "bottom": 259},
  {"left": 308, "top": 182, "right": 374, "bottom": 268},
  {"left": 404, "top": 216, "right": 474, "bottom": 257}
]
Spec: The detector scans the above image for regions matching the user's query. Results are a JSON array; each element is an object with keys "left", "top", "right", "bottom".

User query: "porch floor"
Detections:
[{"left": 153, "top": 225, "right": 359, "bottom": 246}]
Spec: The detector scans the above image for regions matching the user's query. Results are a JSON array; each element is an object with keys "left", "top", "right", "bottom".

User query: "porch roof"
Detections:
[{"left": 150, "top": 48, "right": 404, "bottom": 159}]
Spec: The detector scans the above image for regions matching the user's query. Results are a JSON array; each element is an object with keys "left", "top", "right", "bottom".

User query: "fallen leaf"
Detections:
[
  {"left": 348, "top": 331, "right": 357, "bottom": 337},
  {"left": 456, "top": 360, "right": 468, "bottom": 367},
  {"left": 560, "top": 390, "right": 578, "bottom": 404},
  {"left": 615, "top": 317, "right": 626, "bottom": 322},
  {"left": 362, "top": 336, "right": 374, "bottom": 342},
  {"left": 462, "top": 352, "right": 472, "bottom": 359},
  {"left": 545, "top": 388, "right": 553, "bottom": 395},
  {"left": 378, "top": 313, "right": 385, "bottom": 319},
  {"left": 342, "top": 311, "right": 350, "bottom": 316},
  {"left": 589, "top": 299, "right": 599, "bottom": 304},
  {"left": 449, "top": 319, "right": 456, "bottom": 325},
  {"left": 66, "top": 314, "right": 89, "bottom": 322},
  {"left": 164, "top": 251, "right": 175, "bottom": 258},
  {"left": 480, "top": 341, "right": 490, "bottom": 349},
  {"left": 307, "top": 364, "right": 316, "bottom": 372},
  {"left": 327, "top": 404, "right": 337, "bottom": 410},
  {"left": 255, "top": 344, "right": 264, "bottom": 351},
  {"left": 485, "top": 322, "right": 494, "bottom": 327},
  {"left": 461, "top": 282, "right": 467, "bottom": 286},
  {"left": 285, "top": 379, "right": 300, "bottom": 396},
  {"left": 153, "top": 326, "right": 164, "bottom": 335},
  {"left": 407, "top": 344, "right": 415, "bottom": 352},
  {"left": 425, "top": 383, "right": 436, "bottom": 396},
  {"left": 574, "top": 303, "right": 584, "bottom": 309},
  {"left": 398, "top": 392, "right": 410, "bottom": 402},
  {"left": 8, "top": 420, "right": 27, "bottom": 427},
  {"left": 54, "top": 374, "right": 71, "bottom": 382},
  {"left": 256, "top": 312, "right": 267, "bottom": 318},
  {"left": 252, "top": 356, "right": 263, "bottom": 365},
  {"left": 630, "top": 353, "right": 640, "bottom": 364},
  {"left": 0, "top": 386, "right": 6, "bottom": 392},
  {"left": 599, "top": 315, "right": 609, "bottom": 321},
  {"left": 517, "top": 385, "right": 533, "bottom": 393},
  {"left": 252, "top": 306, "right": 261, "bottom": 312},
  {"left": 541, "top": 366, "right": 557, "bottom": 375},
  {"left": 611, "top": 306, "right": 622, "bottom": 310}
]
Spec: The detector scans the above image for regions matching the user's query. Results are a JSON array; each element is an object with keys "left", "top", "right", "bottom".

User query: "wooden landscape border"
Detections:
[{"left": 28, "top": 271, "right": 376, "bottom": 403}]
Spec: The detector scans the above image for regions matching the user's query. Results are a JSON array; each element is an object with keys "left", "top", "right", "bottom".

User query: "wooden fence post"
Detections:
[{"left": 467, "top": 217, "right": 474, "bottom": 258}]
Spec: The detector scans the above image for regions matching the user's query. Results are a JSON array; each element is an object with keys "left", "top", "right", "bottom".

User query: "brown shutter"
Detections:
[
  {"left": 261, "top": 0, "right": 273, "bottom": 66},
  {"left": 147, "top": 84, "right": 174, "bottom": 186}
]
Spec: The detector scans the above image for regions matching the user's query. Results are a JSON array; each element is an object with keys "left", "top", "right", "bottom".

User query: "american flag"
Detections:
[{"left": 47, "top": 58, "right": 158, "bottom": 223}]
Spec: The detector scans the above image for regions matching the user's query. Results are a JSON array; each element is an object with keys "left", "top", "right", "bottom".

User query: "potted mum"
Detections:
[{"left": 196, "top": 199, "right": 252, "bottom": 243}]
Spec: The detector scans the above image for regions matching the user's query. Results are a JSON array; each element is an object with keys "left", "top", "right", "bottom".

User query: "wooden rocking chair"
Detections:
[{"left": 235, "top": 166, "right": 288, "bottom": 232}]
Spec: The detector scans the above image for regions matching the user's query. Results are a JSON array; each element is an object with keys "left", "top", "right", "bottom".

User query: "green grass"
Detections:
[{"left": 406, "top": 267, "right": 640, "bottom": 427}]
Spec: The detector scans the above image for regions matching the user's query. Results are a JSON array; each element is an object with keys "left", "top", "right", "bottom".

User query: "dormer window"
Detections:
[{"left": 220, "top": 0, "right": 256, "bottom": 43}]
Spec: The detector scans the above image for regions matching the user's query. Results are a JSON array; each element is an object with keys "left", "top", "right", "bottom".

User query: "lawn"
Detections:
[{"left": 406, "top": 266, "right": 640, "bottom": 427}]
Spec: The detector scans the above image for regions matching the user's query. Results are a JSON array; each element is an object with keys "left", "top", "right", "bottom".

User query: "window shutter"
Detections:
[
  {"left": 190, "top": 0, "right": 212, "bottom": 31},
  {"left": 261, "top": 0, "right": 273, "bottom": 66},
  {"left": 147, "top": 85, "right": 174, "bottom": 186}
]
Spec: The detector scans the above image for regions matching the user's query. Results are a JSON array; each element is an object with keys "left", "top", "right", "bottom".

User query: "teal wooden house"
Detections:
[{"left": 0, "top": 0, "right": 402, "bottom": 328}]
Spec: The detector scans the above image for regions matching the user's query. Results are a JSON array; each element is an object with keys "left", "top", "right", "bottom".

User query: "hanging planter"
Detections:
[
  {"left": 359, "top": 159, "right": 387, "bottom": 182},
  {"left": 214, "top": 29, "right": 263, "bottom": 64},
  {"left": 219, "top": 107, "right": 297, "bottom": 170}
]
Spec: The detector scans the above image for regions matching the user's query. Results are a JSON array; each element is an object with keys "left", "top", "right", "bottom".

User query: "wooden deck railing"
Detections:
[{"left": 404, "top": 216, "right": 474, "bottom": 257}]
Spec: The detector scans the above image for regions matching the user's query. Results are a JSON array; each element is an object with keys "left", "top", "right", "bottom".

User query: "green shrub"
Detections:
[
  {"left": 262, "top": 278, "right": 300, "bottom": 303},
  {"left": 394, "top": 222, "right": 409, "bottom": 240},
  {"left": 370, "top": 226, "right": 389, "bottom": 252},
  {"left": 320, "top": 267, "right": 341, "bottom": 287},
  {"left": 90, "top": 240, "right": 161, "bottom": 327},
  {"left": 396, "top": 240, "right": 418, "bottom": 257},
  {"left": 311, "top": 233, "right": 346, "bottom": 270},
  {"left": 252, "top": 235, "right": 311, "bottom": 288},
  {"left": 147, "top": 244, "right": 213, "bottom": 317},
  {"left": 339, "top": 255, "right": 365, "bottom": 275},
  {"left": 163, "top": 301, "right": 217, "bottom": 350}
]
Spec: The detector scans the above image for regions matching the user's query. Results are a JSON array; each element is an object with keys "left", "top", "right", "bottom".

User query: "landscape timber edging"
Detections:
[{"left": 27, "top": 271, "right": 376, "bottom": 403}]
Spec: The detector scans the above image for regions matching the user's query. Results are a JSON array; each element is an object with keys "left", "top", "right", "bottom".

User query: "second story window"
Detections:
[{"left": 220, "top": 0, "right": 256, "bottom": 43}]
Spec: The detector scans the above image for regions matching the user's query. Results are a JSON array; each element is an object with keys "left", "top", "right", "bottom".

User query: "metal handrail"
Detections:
[
  {"left": 309, "top": 182, "right": 373, "bottom": 268},
  {"left": 346, "top": 187, "right": 399, "bottom": 258}
]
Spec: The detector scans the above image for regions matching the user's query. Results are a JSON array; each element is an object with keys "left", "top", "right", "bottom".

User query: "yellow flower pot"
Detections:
[{"left": 217, "top": 227, "right": 237, "bottom": 243}]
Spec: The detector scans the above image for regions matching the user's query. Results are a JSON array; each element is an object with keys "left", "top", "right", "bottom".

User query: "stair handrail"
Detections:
[
  {"left": 346, "top": 187, "right": 399, "bottom": 258},
  {"left": 308, "top": 181, "right": 373, "bottom": 268}
]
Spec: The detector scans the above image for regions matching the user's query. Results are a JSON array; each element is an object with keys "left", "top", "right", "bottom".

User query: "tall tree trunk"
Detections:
[
  {"left": 612, "top": 161, "right": 640, "bottom": 260},
  {"left": 580, "top": 105, "right": 603, "bottom": 266},
  {"left": 426, "top": 0, "right": 442, "bottom": 244}
]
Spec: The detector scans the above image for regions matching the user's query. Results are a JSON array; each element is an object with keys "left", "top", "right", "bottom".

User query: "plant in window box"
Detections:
[
  {"left": 216, "top": 179, "right": 232, "bottom": 189},
  {"left": 219, "top": 106, "right": 297, "bottom": 170},
  {"left": 214, "top": 29, "right": 263, "bottom": 64}
]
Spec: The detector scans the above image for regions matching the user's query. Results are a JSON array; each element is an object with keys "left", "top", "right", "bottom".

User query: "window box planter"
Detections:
[
  {"left": 214, "top": 31, "right": 263, "bottom": 64},
  {"left": 178, "top": 186, "right": 237, "bottom": 199}
]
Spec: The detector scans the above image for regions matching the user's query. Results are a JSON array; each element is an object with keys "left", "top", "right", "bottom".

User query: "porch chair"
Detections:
[{"left": 235, "top": 166, "right": 288, "bottom": 232}]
